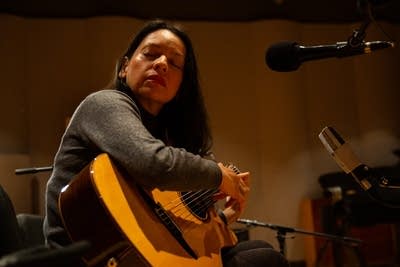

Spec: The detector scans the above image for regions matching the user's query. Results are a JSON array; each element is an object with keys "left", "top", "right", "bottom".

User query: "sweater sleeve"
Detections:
[{"left": 68, "top": 90, "right": 222, "bottom": 191}]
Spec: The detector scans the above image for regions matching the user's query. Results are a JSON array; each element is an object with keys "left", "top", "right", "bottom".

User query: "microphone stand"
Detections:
[
  {"left": 348, "top": 0, "right": 373, "bottom": 47},
  {"left": 15, "top": 166, "right": 53, "bottom": 175},
  {"left": 236, "top": 219, "right": 362, "bottom": 259},
  {"left": 14, "top": 165, "right": 53, "bottom": 213}
]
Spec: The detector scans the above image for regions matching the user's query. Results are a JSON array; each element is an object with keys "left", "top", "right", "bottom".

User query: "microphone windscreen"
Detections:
[{"left": 265, "top": 41, "right": 301, "bottom": 72}]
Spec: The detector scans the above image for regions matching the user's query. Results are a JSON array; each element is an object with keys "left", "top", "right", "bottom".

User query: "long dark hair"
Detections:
[{"left": 109, "top": 20, "right": 213, "bottom": 157}]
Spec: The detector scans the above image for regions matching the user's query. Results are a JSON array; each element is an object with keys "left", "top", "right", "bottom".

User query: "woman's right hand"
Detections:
[{"left": 217, "top": 163, "right": 250, "bottom": 213}]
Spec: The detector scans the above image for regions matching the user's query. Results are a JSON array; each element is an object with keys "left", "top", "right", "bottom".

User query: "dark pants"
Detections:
[{"left": 222, "top": 240, "right": 289, "bottom": 267}]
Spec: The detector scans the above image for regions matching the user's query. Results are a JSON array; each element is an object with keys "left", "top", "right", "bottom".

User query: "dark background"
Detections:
[{"left": 0, "top": 0, "right": 399, "bottom": 23}]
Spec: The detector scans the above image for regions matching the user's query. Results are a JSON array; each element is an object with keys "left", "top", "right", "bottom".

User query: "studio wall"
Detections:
[{"left": 1, "top": 14, "right": 399, "bottom": 261}]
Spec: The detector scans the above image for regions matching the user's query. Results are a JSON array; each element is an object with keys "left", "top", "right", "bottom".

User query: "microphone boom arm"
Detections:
[{"left": 236, "top": 218, "right": 362, "bottom": 256}]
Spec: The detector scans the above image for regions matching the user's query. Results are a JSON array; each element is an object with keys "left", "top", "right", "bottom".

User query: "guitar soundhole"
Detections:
[{"left": 179, "top": 190, "right": 210, "bottom": 221}]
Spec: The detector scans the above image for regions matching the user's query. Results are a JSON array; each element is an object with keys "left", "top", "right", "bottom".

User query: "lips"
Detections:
[{"left": 146, "top": 75, "right": 166, "bottom": 87}]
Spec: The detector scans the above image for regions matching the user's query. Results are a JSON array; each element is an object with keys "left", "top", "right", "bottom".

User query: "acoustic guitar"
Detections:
[{"left": 59, "top": 153, "right": 238, "bottom": 267}]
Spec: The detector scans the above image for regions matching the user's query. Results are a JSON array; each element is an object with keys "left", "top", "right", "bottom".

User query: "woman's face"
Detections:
[{"left": 119, "top": 29, "right": 186, "bottom": 115}]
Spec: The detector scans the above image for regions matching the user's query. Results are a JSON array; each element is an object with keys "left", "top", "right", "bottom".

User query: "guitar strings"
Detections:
[
  {"left": 159, "top": 191, "right": 217, "bottom": 233},
  {"left": 154, "top": 189, "right": 218, "bottom": 234},
  {"left": 163, "top": 162, "right": 239, "bottom": 213},
  {"left": 176, "top": 164, "right": 239, "bottom": 221},
  {"left": 157, "top": 163, "right": 240, "bottom": 214},
  {"left": 171, "top": 189, "right": 216, "bottom": 217},
  {"left": 155, "top": 189, "right": 211, "bottom": 212},
  {"left": 181, "top": 192, "right": 216, "bottom": 220},
  {"left": 155, "top": 190, "right": 198, "bottom": 211},
  {"left": 174, "top": 165, "right": 241, "bottom": 232},
  {"left": 154, "top": 189, "right": 216, "bottom": 220},
  {"left": 154, "top": 164, "right": 241, "bottom": 233},
  {"left": 179, "top": 193, "right": 218, "bottom": 233}
]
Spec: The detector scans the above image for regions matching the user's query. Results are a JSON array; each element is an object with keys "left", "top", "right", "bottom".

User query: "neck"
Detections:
[
  {"left": 117, "top": 83, "right": 162, "bottom": 115},
  {"left": 138, "top": 99, "right": 163, "bottom": 116}
]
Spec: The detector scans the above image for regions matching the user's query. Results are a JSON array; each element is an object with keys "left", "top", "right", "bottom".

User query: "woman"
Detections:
[{"left": 44, "top": 20, "right": 288, "bottom": 267}]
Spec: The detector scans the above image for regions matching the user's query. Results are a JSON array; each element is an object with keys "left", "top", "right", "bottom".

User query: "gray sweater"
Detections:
[{"left": 44, "top": 89, "right": 222, "bottom": 245}]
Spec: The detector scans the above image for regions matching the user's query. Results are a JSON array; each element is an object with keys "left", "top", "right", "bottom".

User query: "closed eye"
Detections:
[
  {"left": 143, "top": 51, "right": 159, "bottom": 60},
  {"left": 170, "top": 60, "right": 183, "bottom": 70}
]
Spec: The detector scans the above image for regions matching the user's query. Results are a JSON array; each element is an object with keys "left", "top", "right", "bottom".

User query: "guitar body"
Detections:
[{"left": 59, "top": 153, "right": 237, "bottom": 267}]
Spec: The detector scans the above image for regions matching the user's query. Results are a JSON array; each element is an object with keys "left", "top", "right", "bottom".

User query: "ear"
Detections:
[{"left": 118, "top": 56, "right": 129, "bottom": 78}]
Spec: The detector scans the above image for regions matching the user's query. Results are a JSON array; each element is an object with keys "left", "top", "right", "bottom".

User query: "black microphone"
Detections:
[
  {"left": 318, "top": 126, "right": 400, "bottom": 207},
  {"left": 265, "top": 40, "right": 394, "bottom": 72}
]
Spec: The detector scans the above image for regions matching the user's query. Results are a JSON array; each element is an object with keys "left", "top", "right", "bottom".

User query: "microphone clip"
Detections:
[{"left": 348, "top": 0, "right": 374, "bottom": 47}]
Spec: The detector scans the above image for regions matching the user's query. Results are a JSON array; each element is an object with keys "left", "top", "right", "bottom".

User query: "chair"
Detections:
[
  {"left": 0, "top": 185, "right": 23, "bottom": 257},
  {"left": 16, "top": 214, "right": 45, "bottom": 249},
  {"left": 0, "top": 185, "right": 90, "bottom": 267}
]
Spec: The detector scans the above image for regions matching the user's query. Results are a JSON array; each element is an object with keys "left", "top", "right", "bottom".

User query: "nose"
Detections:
[{"left": 153, "top": 55, "right": 168, "bottom": 73}]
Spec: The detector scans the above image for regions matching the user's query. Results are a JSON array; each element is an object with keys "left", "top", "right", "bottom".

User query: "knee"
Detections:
[
  {"left": 261, "top": 248, "right": 289, "bottom": 267},
  {"left": 222, "top": 240, "right": 289, "bottom": 267}
]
